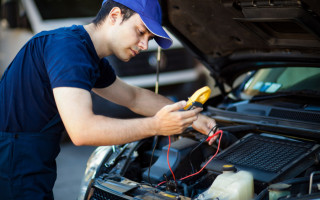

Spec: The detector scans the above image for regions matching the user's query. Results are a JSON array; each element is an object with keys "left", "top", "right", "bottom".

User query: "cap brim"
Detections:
[{"left": 140, "top": 15, "right": 173, "bottom": 49}]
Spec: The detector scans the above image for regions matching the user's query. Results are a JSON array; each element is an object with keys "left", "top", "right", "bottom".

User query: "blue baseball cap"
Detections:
[{"left": 102, "top": 0, "right": 173, "bottom": 49}]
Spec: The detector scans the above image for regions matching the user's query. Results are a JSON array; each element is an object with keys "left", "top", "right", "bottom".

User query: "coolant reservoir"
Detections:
[{"left": 198, "top": 165, "right": 254, "bottom": 200}]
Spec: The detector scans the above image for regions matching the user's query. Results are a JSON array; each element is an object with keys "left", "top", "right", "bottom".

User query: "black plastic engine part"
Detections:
[
  {"left": 205, "top": 134, "right": 320, "bottom": 184},
  {"left": 142, "top": 137, "right": 203, "bottom": 184}
]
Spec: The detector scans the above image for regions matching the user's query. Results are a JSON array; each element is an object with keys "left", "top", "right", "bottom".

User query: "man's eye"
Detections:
[{"left": 138, "top": 30, "right": 144, "bottom": 35}]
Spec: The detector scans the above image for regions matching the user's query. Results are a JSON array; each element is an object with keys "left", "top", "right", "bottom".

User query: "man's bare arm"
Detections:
[
  {"left": 92, "top": 77, "right": 173, "bottom": 116},
  {"left": 92, "top": 77, "right": 219, "bottom": 144},
  {"left": 53, "top": 87, "right": 201, "bottom": 146}
]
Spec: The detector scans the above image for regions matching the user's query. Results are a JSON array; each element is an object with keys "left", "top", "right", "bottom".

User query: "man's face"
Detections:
[{"left": 109, "top": 13, "right": 155, "bottom": 62}]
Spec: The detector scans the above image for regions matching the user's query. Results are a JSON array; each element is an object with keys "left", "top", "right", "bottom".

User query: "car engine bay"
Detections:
[{"left": 84, "top": 94, "right": 320, "bottom": 200}]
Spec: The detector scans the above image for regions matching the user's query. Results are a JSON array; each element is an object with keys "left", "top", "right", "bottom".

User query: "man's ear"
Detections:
[{"left": 108, "top": 7, "right": 122, "bottom": 25}]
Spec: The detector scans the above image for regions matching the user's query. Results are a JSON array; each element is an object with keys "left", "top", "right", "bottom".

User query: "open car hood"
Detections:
[
  {"left": 161, "top": 0, "right": 320, "bottom": 86},
  {"left": 79, "top": 2, "right": 320, "bottom": 200}
]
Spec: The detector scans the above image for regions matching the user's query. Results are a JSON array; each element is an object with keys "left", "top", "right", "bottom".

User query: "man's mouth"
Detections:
[
  {"left": 131, "top": 46, "right": 141, "bottom": 57},
  {"left": 130, "top": 49, "right": 137, "bottom": 57}
]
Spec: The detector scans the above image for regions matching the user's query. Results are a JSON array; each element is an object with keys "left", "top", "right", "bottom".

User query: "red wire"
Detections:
[
  {"left": 180, "top": 130, "right": 223, "bottom": 181},
  {"left": 167, "top": 136, "right": 176, "bottom": 182},
  {"left": 206, "top": 129, "right": 221, "bottom": 142},
  {"left": 157, "top": 130, "right": 223, "bottom": 187}
]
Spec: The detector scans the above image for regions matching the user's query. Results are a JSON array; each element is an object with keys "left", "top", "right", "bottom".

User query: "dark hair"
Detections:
[{"left": 92, "top": 0, "right": 136, "bottom": 26}]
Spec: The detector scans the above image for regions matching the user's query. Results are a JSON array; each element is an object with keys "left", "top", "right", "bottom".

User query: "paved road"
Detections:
[{"left": 54, "top": 142, "right": 96, "bottom": 200}]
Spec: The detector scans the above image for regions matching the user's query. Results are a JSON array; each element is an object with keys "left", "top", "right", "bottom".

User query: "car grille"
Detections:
[
  {"left": 205, "top": 134, "right": 320, "bottom": 183},
  {"left": 90, "top": 187, "right": 130, "bottom": 200},
  {"left": 269, "top": 108, "right": 320, "bottom": 123},
  {"left": 219, "top": 136, "right": 312, "bottom": 172}
]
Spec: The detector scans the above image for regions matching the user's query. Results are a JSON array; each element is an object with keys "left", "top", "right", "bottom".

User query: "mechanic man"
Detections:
[{"left": 0, "top": 0, "right": 217, "bottom": 199}]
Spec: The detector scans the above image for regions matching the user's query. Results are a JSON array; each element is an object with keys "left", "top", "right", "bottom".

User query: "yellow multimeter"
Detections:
[{"left": 184, "top": 86, "right": 211, "bottom": 110}]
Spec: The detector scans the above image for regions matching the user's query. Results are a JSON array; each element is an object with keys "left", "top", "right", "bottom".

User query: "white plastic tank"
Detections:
[{"left": 197, "top": 165, "right": 254, "bottom": 200}]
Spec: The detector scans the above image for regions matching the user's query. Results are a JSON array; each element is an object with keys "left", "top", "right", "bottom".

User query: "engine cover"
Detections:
[{"left": 142, "top": 137, "right": 202, "bottom": 184}]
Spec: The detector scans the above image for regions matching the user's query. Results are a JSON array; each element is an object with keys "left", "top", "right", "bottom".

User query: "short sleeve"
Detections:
[
  {"left": 44, "top": 36, "right": 100, "bottom": 91},
  {"left": 94, "top": 58, "right": 116, "bottom": 88}
]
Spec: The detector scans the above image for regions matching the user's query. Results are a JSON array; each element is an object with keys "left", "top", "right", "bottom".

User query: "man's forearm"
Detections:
[
  {"left": 71, "top": 115, "right": 157, "bottom": 146},
  {"left": 54, "top": 86, "right": 202, "bottom": 147},
  {"left": 128, "top": 87, "right": 173, "bottom": 117},
  {"left": 69, "top": 101, "right": 201, "bottom": 146}
]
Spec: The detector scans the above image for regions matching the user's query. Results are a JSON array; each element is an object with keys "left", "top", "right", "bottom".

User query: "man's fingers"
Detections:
[
  {"left": 207, "top": 128, "right": 221, "bottom": 145},
  {"left": 183, "top": 107, "right": 203, "bottom": 117},
  {"left": 183, "top": 116, "right": 199, "bottom": 127},
  {"left": 176, "top": 107, "right": 202, "bottom": 130},
  {"left": 154, "top": 101, "right": 205, "bottom": 136},
  {"left": 208, "top": 137, "right": 217, "bottom": 145},
  {"left": 164, "top": 101, "right": 186, "bottom": 112}
]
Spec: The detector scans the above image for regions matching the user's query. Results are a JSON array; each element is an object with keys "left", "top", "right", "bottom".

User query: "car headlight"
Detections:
[{"left": 77, "top": 146, "right": 111, "bottom": 200}]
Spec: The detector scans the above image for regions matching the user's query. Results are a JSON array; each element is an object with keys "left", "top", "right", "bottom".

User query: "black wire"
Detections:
[
  {"left": 189, "top": 139, "right": 206, "bottom": 173},
  {"left": 148, "top": 136, "right": 159, "bottom": 186},
  {"left": 188, "top": 125, "right": 218, "bottom": 173},
  {"left": 207, "top": 125, "right": 218, "bottom": 138}
]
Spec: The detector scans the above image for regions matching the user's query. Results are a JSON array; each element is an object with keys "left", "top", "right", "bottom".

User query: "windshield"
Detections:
[
  {"left": 241, "top": 67, "right": 320, "bottom": 98},
  {"left": 34, "top": 0, "right": 100, "bottom": 20}
]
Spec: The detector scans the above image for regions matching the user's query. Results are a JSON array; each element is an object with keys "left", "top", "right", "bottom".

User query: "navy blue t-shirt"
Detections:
[{"left": 0, "top": 25, "right": 116, "bottom": 132}]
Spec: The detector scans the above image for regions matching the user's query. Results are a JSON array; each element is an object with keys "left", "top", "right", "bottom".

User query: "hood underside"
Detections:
[{"left": 161, "top": 0, "right": 320, "bottom": 85}]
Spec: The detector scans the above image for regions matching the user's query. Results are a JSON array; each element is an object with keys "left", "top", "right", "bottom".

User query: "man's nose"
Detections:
[{"left": 138, "top": 37, "right": 149, "bottom": 50}]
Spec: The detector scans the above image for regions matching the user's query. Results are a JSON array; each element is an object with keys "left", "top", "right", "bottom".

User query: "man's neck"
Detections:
[{"left": 84, "top": 23, "right": 112, "bottom": 59}]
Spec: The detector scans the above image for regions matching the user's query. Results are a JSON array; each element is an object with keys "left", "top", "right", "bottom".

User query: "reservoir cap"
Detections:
[{"left": 222, "top": 164, "right": 236, "bottom": 172}]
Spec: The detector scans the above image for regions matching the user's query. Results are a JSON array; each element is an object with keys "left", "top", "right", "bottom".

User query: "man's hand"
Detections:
[
  {"left": 153, "top": 101, "right": 202, "bottom": 136},
  {"left": 192, "top": 114, "right": 219, "bottom": 145}
]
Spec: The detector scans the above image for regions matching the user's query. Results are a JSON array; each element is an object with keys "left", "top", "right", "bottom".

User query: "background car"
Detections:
[{"left": 78, "top": 0, "right": 320, "bottom": 200}]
